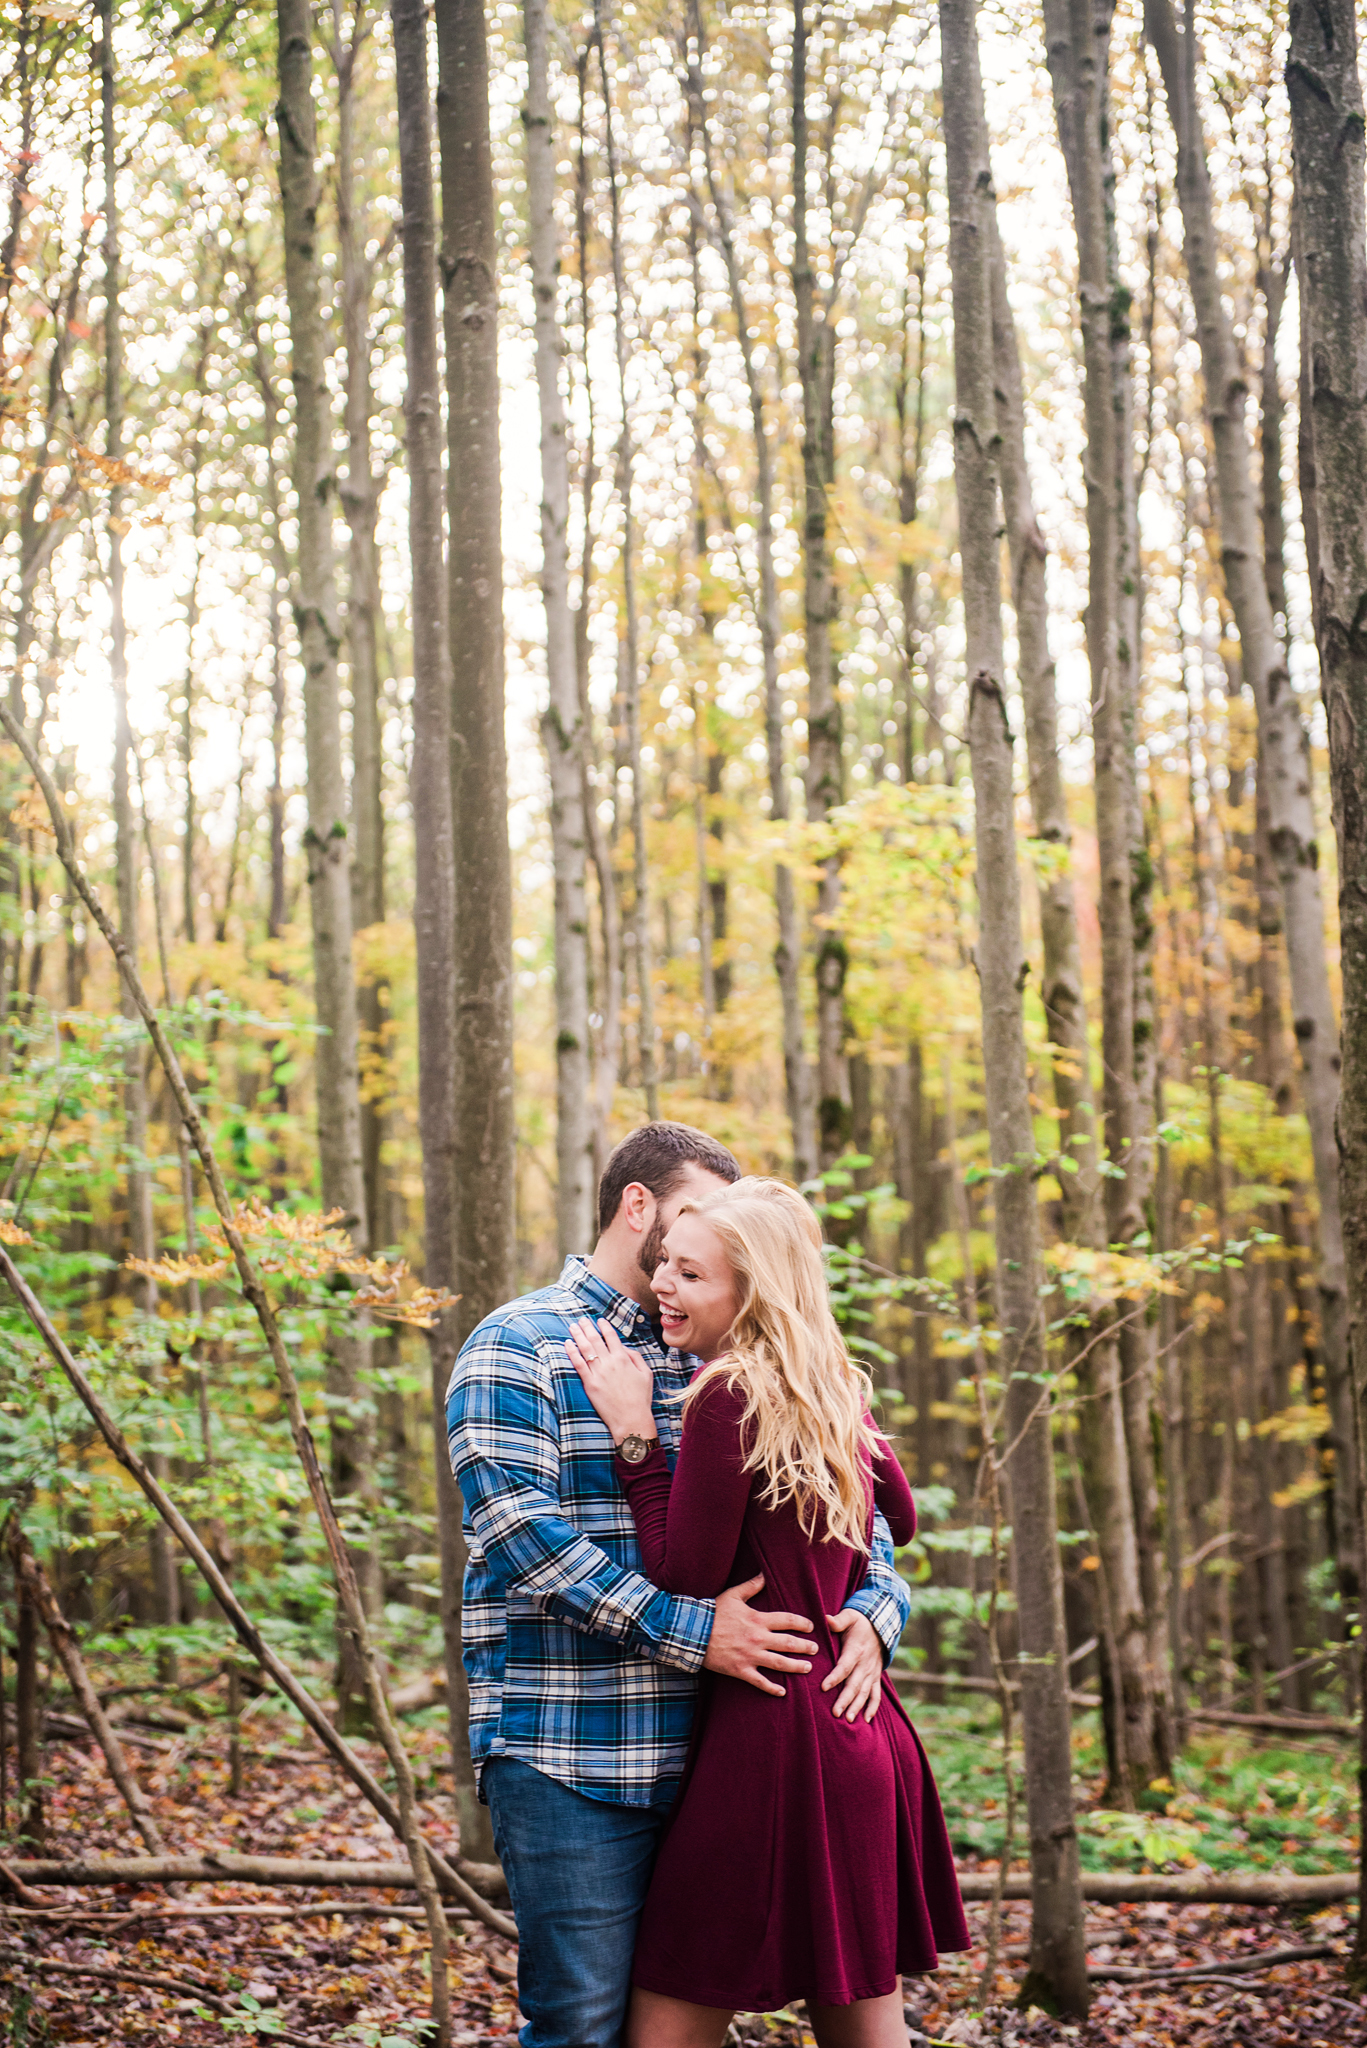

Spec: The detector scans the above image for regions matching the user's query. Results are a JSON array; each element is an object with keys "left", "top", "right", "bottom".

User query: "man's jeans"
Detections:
[{"left": 484, "top": 1757, "right": 670, "bottom": 2048}]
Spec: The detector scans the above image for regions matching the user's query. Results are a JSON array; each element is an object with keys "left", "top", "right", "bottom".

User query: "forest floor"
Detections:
[{"left": 2, "top": 1689, "right": 1365, "bottom": 2048}]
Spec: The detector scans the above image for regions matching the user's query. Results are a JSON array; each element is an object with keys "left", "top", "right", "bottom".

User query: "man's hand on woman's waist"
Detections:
[{"left": 702, "top": 1573, "right": 817, "bottom": 1697}]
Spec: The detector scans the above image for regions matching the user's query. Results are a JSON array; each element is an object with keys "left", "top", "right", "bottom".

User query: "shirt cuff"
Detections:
[
  {"left": 657, "top": 1590, "right": 714, "bottom": 1674},
  {"left": 843, "top": 1581, "right": 907, "bottom": 1665}
]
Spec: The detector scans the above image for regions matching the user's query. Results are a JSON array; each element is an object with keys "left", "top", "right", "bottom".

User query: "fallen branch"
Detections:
[
  {"left": 8, "top": 1854, "right": 1353, "bottom": 1909},
  {"left": 1090, "top": 1939, "right": 1337, "bottom": 1984},
  {"left": 5, "top": 1853, "right": 469, "bottom": 1889},
  {"left": 955, "top": 1870, "right": 1357, "bottom": 1905},
  {"left": 893, "top": 1669, "right": 1101, "bottom": 1710},
  {"left": 43, "top": 1709, "right": 170, "bottom": 1752},
  {"left": 0, "top": 1240, "right": 513, "bottom": 1940},
  {"left": 0, "top": 1950, "right": 323, "bottom": 2045},
  {"left": 1, "top": 1898, "right": 473, "bottom": 1927},
  {"left": 891, "top": 1669, "right": 1356, "bottom": 1736},
  {"left": 7, "top": 1521, "right": 167, "bottom": 1860},
  {"left": 0, "top": 704, "right": 472, "bottom": 1999},
  {"left": 1188, "top": 1706, "right": 1357, "bottom": 1739}
]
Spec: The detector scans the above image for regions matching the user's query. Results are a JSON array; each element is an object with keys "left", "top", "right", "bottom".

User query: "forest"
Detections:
[{"left": 4, "top": 0, "right": 1367, "bottom": 2038}]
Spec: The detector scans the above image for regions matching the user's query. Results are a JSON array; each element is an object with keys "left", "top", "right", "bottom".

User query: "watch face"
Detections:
[{"left": 620, "top": 1434, "right": 651, "bottom": 1463}]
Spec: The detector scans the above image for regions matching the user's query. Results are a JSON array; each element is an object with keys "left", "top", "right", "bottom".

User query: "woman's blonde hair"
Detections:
[{"left": 680, "top": 1177, "right": 882, "bottom": 1552}]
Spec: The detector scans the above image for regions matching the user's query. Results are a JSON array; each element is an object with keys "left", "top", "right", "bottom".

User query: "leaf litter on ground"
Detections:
[{"left": 3, "top": 1686, "right": 1367, "bottom": 2046}]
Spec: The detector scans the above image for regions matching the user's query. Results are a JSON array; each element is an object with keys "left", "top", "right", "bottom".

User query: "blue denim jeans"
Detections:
[{"left": 484, "top": 1758, "right": 670, "bottom": 2048}]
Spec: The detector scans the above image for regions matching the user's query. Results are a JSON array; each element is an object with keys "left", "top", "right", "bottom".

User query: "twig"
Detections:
[
  {"left": 7, "top": 1520, "right": 167, "bottom": 1858},
  {"left": 1090, "top": 1939, "right": 1337, "bottom": 1984}
]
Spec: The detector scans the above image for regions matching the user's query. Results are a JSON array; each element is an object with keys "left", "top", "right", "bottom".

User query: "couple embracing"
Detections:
[{"left": 447, "top": 1122, "right": 968, "bottom": 2048}]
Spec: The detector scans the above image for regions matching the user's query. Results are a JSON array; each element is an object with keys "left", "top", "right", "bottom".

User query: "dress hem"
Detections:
[{"left": 631, "top": 1967, "right": 941, "bottom": 2010}]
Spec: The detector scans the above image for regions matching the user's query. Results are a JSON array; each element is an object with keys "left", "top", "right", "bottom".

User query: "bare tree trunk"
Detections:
[
  {"left": 793, "top": 0, "right": 848, "bottom": 1170},
  {"left": 594, "top": 8, "right": 657, "bottom": 1121},
  {"left": 1041, "top": 0, "right": 1168, "bottom": 1788},
  {"left": 1148, "top": 0, "right": 1353, "bottom": 1610},
  {"left": 684, "top": 7, "right": 812, "bottom": 1176},
  {"left": 15, "top": 1544, "right": 43, "bottom": 1849},
  {"left": 1285, "top": 0, "right": 1367, "bottom": 1988},
  {"left": 391, "top": 0, "right": 487, "bottom": 1863},
  {"left": 101, "top": 0, "right": 173, "bottom": 1669},
  {"left": 276, "top": 0, "right": 374, "bottom": 1732},
  {"left": 331, "top": 5, "right": 391, "bottom": 1264},
  {"left": 940, "top": 0, "right": 1089, "bottom": 2009},
  {"left": 526, "top": 0, "right": 593, "bottom": 1252},
  {"left": 433, "top": 0, "right": 513, "bottom": 1846}
]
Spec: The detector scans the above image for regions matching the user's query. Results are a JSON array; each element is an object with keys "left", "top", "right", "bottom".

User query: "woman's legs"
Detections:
[
  {"left": 625, "top": 1989, "right": 734, "bottom": 2048},
  {"left": 808, "top": 1984, "right": 906, "bottom": 2048}
]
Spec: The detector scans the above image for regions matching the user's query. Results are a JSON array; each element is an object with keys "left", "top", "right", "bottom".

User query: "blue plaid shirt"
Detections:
[{"left": 446, "top": 1256, "right": 912, "bottom": 1809}]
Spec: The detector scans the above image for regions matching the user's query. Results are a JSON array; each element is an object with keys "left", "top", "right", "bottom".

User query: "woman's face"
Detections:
[{"left": 653, "top": 1213, "right": 740, "bottom": 1361}]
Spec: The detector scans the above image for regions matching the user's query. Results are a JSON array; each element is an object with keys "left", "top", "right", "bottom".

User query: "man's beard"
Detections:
[{"left": 637, "top": 1218, "right": 666, "bottom": 1291}]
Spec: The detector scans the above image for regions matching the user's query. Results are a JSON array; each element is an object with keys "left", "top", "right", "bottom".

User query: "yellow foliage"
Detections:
[
  {"left": 0, "top": 1218, "right": 35, "bottom": 1246},
  {"left": 126, "top": 1198, "right": 458, "bottom": 1330},
  {"left": 1256, "top": 1403, "right": 1331, "bottom": 1444}
]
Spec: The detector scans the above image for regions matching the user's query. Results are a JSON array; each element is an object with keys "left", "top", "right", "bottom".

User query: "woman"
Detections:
[{"left": 566, "top": 1177, "right": 969, "bottom": 2048}]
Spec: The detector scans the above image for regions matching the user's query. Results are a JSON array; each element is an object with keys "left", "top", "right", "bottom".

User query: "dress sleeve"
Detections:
[
  {"left": 615, "top": 1374, "right": 753, "bottom": 1598},
  {"left": 870, "top": 1436, "right": 917, "bottom": 1546}
]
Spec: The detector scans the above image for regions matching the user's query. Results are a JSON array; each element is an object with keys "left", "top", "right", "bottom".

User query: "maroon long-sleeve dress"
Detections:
[{"left": 615, "top": 1372, "right": 969, "bottom": 2012}]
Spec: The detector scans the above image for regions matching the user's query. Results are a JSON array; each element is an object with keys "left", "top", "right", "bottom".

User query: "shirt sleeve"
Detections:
[
  {"left": 841, "top": 1439, "right": 912, "bottom": 1661},
  {"left": 870, "top": 1437, "right": 918, "bottom": 1545},
  {"left": 447, "top": 1315, "right": 714, "bottom": 1674},
  {"left": 615, "top": 1374, "right": 753, "bottom": 1598}
]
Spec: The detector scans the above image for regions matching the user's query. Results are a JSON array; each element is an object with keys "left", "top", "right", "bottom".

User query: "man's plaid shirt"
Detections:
[{"left": 446, "top": 1256, "right": 913, "bottom": 1810}]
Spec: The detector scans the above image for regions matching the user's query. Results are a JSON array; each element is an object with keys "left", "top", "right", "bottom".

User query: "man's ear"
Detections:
[{"left": 619, "top": 1182, "right": 654, "bottom": 1237}]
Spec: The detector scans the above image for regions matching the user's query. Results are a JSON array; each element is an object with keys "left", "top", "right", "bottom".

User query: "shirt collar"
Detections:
[
  {"left": 559, "top": 1253, "right": 661, "bottom": 1345},
  {"left": 559, "top": 1255, "right": 699, "bottom": 1373}
]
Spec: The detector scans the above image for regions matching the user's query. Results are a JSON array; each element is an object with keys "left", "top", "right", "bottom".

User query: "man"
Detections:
[{"left": 447, "top": 1121, "right": 912, "bottom": 2048}]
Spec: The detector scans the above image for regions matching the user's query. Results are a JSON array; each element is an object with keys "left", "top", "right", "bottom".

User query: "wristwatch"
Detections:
[{"left": 615, "top": 1432, "right": 660, "bottom": 1465}]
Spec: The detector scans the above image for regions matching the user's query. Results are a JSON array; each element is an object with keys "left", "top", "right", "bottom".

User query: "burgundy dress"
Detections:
[{"left": 616, "top": 1374, "right": 970, "bottom": 2012}]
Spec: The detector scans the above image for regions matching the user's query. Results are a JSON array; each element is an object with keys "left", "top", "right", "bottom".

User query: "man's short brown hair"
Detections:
[{"left": 596, "top": 1121, "right": 741, "bottom": 1236}]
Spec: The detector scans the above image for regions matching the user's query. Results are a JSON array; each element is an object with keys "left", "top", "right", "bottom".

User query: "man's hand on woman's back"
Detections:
[{"left": 702, "top": 1574, "right": 817, "bottom": 1697}]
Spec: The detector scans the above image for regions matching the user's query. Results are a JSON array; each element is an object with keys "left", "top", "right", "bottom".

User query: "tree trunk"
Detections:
[
  {"left": 1284, "top": 0, "right": 1367, "bottom": 1987},
  {"left": 684, "top": 7, "right": 812, "bottom": 1177},
  {"left": 15, "top": 1547, "right": 43, "bottom": 1850},
  {"left": 276, "top": 0, "right": 374, "bottom": 1732},
  {"left": 792, "top": 0, "right": 848, "bottom": 1171},
  {"left": 1040, "top": 0, "right": 1169, "bottom": 1788},
  {"left": 526, "top": 0, "right": 593, "bottom": 1253},
  {"left": 331, "top": 6, "right": 391, "bottom": 1261},
  {"left": 594, "top": 6, "right": 657, "bottom": 1122},
  {"left": 392, "top": 0, "right": 487, "bottom": 1861},
  {"left": 939, "top": 0, "right": 1089, "bottom": 2010},
  {"left": 1148, "top": 0, "right": 1354, "bottom": 1612},
  {"left": 434, "top": 0, "right": 512, "bottom": 1850},
  {"left": 101, "top": 0, "right": 173, "bottom": 1669}
]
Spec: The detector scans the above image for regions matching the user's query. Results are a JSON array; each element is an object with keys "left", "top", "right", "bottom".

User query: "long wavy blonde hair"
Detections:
[{"left": 680, "top": 1177, "right": 882, "bottom": 1552}]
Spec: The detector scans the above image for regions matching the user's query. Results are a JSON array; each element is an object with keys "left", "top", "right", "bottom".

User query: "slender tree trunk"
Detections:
[
  {"left": 684, "top": 8, "right": 812, "bottom": 1176},
  {"left": 940, "top": 0, "right": 1088, "bottom": 2009},
  {"left": 15, "top": 1547, "right": 43, "bottom": 1849},
  {"left": 276, "top": 0, "right": 374, "bottom": 1730},
  {"left": 1285, "top": 0, "right": 1367, "bottom": 1987},
  {"left": 593, "top": 9, "right": 657, "bottom": 1121},
  {"left": 101, "top": 0, "right": 172, "bottom": 1666},
  {"left": 433, "top": 0, "right": 513, "bottom": 1853},
  {"left": 1148, "top": 0, "right": 1354, "bottom": 1615},
  {"left": 331, "top": 9, "right": 391, "bottom": 1261},
  {"left": 1041, "top": 0, "right": 1168, "bottom": 1787},
  {"left": 793, "top": 0, "right": 848, "bottom": 1171},
  {"left": 526, "top": 0, "right": 593, "bottom": 1252},
  {"left": 392, "top": 0, "right": 487, "bottom": 1862}
]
